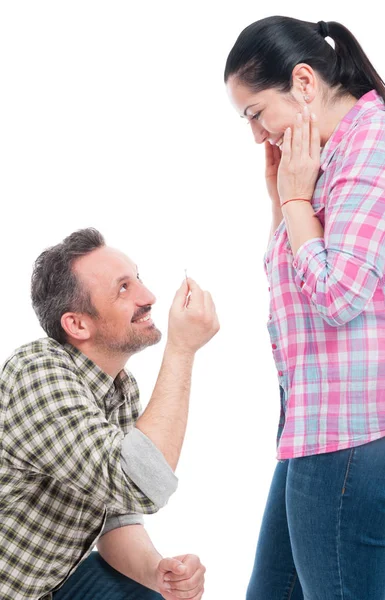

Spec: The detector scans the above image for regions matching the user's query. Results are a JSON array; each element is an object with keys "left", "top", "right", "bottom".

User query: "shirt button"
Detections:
[
  {"left": 269, "top": 314, "right": 272, "bottom": 320},
  {"left": 266, "top": 258, "right": 270, "bottom": 263},
  {"left": 278, "top": 371, "right": 283, "bottom": 376},
  {"left": 293, "top": 260, "right": 298, "bottom": 268},
  {"left": 268, "top": 287, "right": 271, "bottom": 291},
  {"left": 272, "top": 344, "right": 277, "bottom": 350}
]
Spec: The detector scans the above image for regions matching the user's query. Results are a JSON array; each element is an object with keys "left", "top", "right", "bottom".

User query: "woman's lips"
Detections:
[{"left": 268, "top": 136, "right": 284, "bottom": 148}]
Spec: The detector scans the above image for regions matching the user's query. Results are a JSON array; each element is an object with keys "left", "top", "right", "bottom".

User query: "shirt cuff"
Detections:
[
  {"left": 101, "top": 512, "right": 144, "bottom": 536},
  {"left": 293, "top": 237, "right": 326, "bottom": 293},
  {"left": 121, "top": 427, "right": 178, "bottom": 509}
]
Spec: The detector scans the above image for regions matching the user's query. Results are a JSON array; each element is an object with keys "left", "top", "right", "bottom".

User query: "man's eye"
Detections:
[{"left": 120, "top": 283, "right": 128, "bottom": 293}]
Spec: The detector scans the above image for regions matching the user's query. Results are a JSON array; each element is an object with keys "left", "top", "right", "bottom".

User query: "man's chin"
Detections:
[
  {"left": 129, "top": 327, "right": 162, "bottom": 353},
  {"left": 94, "top": 326, "right": 162, "bottom": 356},
  {"left": 146, "top": 326, "right": 162, "bottom": 346}
]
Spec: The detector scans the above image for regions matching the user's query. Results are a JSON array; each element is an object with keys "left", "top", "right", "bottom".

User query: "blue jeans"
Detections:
[
  {"left": 246, "top": 435, "right": 385, "bottom": 600},
  {"left": 53, "top": 551, "right": 163, "bottom": 599}
]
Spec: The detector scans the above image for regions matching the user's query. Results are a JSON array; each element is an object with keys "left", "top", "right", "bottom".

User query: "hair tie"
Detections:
[{"left": 317, "top": 21, "right": 329, "bottom": 38}]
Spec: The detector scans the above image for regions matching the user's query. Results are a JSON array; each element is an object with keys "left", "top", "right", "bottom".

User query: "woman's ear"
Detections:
[{"left": 292, "top": 63, "right": 317, "bottom": 104}]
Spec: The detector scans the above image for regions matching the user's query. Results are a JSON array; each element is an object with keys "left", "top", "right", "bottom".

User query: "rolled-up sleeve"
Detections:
[
  {"left": 293, "top": 125, "right": 385, "bottom": 326},
  {"left": 99, "top": 429, "right": 178, "bottom": 536},
  {"left": 101, "top": 511, "right": 144, "bottom": 536},
  {"left": 122, "top": 427, "right": 178, "bottom": 509}
]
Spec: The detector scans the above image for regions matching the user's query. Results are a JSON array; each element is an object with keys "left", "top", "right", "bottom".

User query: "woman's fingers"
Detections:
[
  {"left": 310, "top": 112, "right": 321, "bottom": 161},
  {"left": 265, "top": 140, "right": 274, "bottom": 166},
  {"left": 280, "top": 126, "right": 292, "bottom": 166},
  {"left": 291, "top": 112, "right": 302, "bottom": 161},
  {"left": 301, "top": 106, "right": 310, "bottom": 158},
  {"left": 272, "top": 143, "right": 281, "bottom": 166},
  {"left": 277, "top": 105, "right": 320, "bottom": 202},
  {"left": 265, "top": 140, "right": 282, "bottom": 166}
]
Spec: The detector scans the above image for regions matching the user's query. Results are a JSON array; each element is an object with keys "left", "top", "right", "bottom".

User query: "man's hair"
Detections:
[{"left": 31, "top": 228, "right": 105, "bottom": 344}]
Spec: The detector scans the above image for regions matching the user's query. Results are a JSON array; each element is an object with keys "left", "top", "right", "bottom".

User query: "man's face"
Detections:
[{"left": 73, "top": 245, "right": 161, "bottom": 356}]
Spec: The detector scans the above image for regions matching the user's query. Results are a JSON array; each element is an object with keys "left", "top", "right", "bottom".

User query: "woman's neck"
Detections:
[{"left": 319, "top": 93, "right": 358, "bottom": 146}]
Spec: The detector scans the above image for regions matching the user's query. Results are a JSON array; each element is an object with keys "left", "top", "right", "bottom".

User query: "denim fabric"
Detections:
[
  {"left": 53, "top": 552, "right": 163, "bottom": 600},
  {"left": 246, "top": 433, "right": 385, "bottom": 599}
]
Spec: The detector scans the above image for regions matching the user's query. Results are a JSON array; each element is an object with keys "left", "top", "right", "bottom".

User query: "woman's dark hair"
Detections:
[
  {"left": 31, "top": 227, "right": 105, "bottom": 344},
  {"left": 224, "top": 16, "right": 385, "bottom": 103}
]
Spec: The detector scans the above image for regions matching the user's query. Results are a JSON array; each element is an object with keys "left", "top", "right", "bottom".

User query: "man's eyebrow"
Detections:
[
  {"left": 115, "top": 275, "right": 133, "bottom": 286},
  {"left": 243, "top": 102, "right": 260, "bottom": 116},
  {"left": 114, "top": 269, "right": 140, "bottom": 287}
]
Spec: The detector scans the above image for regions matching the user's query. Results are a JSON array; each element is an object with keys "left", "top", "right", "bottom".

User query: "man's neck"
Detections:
[{"left": 69, "top": 342, "right": 131, "bottom": 379}]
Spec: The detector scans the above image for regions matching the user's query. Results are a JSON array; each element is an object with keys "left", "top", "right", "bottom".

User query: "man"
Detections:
[{"left": 0, "top": 228, "right": 219, "bottom": 600}]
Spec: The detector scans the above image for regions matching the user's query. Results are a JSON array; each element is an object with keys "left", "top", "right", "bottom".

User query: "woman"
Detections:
[{"left": 225, "top": 16, "right": 385, "bottom": 600}]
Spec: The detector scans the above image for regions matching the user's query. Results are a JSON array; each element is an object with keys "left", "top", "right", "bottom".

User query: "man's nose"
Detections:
[{"left": 138, "top": 283, "right": 156, "bottom": 306}]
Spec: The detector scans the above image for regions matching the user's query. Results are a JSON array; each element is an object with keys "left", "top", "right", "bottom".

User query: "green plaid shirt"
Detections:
[{"left": 0, "top": 338, "right": 177, "bottom": 599}]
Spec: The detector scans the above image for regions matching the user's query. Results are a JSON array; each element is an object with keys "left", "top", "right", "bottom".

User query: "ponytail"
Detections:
[{"left": 327, "top": 20, "right": 385, "bottom": 102}]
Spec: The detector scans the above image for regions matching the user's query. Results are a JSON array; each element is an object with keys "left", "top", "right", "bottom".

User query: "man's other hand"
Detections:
[{"left": 156, "top": 553, "right": 205, "bottom": 599}]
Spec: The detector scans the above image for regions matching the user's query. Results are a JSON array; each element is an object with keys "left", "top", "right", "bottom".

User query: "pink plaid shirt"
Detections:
[{"left": 264, "top": 90, "right": 385, "bottom": 460}]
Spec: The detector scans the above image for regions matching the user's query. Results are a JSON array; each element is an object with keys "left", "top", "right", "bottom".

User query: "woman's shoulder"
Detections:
[{"left": 338, "top": 103, "right": 385, "bottom": 164}]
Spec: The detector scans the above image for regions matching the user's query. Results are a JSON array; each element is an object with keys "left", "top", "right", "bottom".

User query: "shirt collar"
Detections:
[
  {"left": 63, "top": 343, "right": 120, "bottom": 402},
  {"left": 115, "top": 369, "right": 138, "bottom": 398},
  {"left": 320, "top": 90, "right": 385, "bottom": 171}
]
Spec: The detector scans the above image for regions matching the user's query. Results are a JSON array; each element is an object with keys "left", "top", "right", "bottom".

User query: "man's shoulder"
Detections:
[{"left": 1, "top": 338, "right": 73, "bottom": 380}]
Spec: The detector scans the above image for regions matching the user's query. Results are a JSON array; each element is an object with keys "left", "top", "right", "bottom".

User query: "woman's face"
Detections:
[{"left": 227, "top": 76, "right": 304, "bottom": 148}]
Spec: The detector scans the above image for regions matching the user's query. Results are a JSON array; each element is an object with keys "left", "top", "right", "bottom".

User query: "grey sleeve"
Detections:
[
  {"left": 101, "top": 512, "right": 144, "bottom": 536},
  {"left": 121, "top": 427, "right": 178, "bottom": 509}
]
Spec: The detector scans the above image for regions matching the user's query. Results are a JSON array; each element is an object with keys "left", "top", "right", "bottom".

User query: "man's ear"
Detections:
[{"left": 61, "top": 312, "right": 92, "bottom": 342}]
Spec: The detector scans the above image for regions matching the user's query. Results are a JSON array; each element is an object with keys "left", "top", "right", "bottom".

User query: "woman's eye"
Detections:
[{"left": 244, "top": 111, "right": 261, "bottom": 125}]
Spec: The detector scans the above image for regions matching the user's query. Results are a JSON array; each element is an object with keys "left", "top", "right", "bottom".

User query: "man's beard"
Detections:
[{"left": 94, "top": 321, "right": 162, "bottom": 356}]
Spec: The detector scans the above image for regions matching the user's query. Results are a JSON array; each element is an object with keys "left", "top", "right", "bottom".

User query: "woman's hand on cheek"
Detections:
[
  {"left": 277, "top": 106, "right": 321, "bottom": 206},
  {"left": 265, "top": 140, "right": 282, "bottom": 209}
]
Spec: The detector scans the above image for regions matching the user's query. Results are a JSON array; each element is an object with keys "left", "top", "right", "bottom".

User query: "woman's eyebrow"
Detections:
[{"left": 243, "top": 102, "right": 261, "bottom": 116}]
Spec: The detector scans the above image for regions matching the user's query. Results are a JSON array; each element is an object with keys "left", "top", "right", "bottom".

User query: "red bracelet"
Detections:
[{"left": 281, "top": 198, "right": 312, "bottom": 208}]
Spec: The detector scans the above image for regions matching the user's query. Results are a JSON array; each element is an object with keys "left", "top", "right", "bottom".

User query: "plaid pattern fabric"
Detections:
[
  {"left": 0, "top": 338, "right": 159, "bottom": 599},
  {"left": 265, "top": 90, "right": 385, "bottom": 460}
]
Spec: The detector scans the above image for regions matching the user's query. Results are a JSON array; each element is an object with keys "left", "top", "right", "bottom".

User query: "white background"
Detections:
[{"left": 1, "top": 2, "right": 384, "bottom": 598}]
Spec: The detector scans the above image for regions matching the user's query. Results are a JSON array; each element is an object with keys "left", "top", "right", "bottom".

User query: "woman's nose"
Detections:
[{"left": 251, "top": 123, "right": 267, "bottom": 144}]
